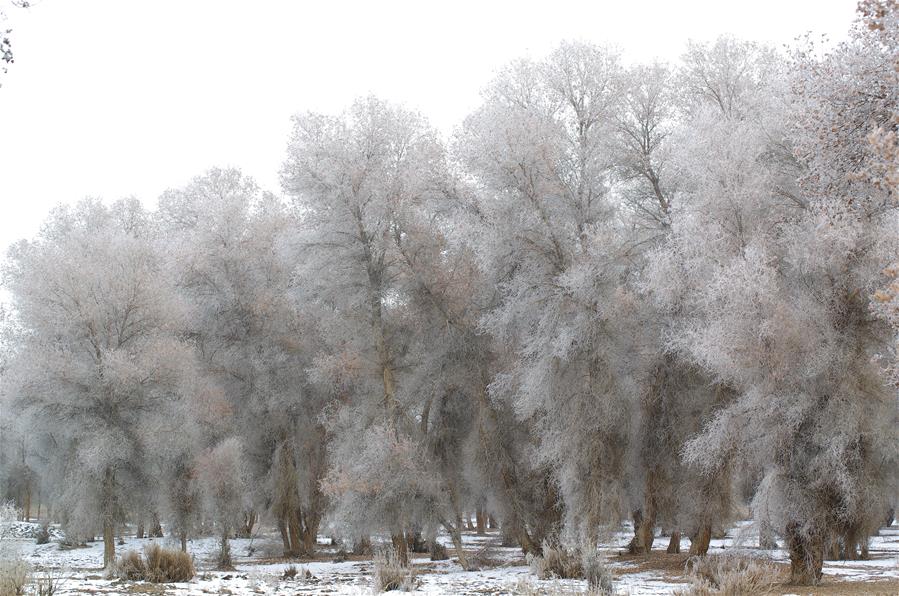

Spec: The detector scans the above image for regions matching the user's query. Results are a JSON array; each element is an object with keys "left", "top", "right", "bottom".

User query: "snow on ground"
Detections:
[{"left": 3, "top": 520, "right": 897, "bottom": 594}]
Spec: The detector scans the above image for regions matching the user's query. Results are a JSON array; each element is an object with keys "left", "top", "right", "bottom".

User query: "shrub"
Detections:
[
  {"left": 372, "top": 549, "right": 417, "bottom": 592},
  {"left": 0, "top": 556, "right": 29, "bottom": 596},
  {"left": 112, "top": 544, "right": 195, "bottom": 583},
  {"left": 56, "top": 538, "right": 88, "bottom": 551},
  {"left": 143, "top": 544, "right": 195, "bottom": 583},
  {"left": 674, "top": 554, "right": 778, "bottom": 596},
  {"left": 33, "top": 569, "right": 66, "bottom": 596},
  {"left": 34, "top": 523, "right": 51, "bottom": 545},
  {"left": 582, "top": 547, "right": 615, "bottom": 595},
  {"left": 112, "top": 550, "right": 146, "bottom": 581},
  {"left": 282, "top": 564, "right": 298, "bottom": 580},
  {"left": 527, "top": 541, "right": 583, "bottom": 580},
  {"left": 428, "top": 540, "right": 448, "bottom": 561}
]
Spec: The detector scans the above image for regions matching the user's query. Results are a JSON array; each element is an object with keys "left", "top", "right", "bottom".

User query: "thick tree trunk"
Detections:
[
  {"left": 287, "top": 510, "right": 303, "bottom": 556},
  {"left": 180, "top": 531, "right": 187, "bottom": 552},
  {"left": 476, "top": 509, "right": 487, "bottom": 535},
  {"left": 136, "top": 522, "right": 145, "bottom": 539},
  {"left": 150, "top": 512, "right": 163, "bottom": 537},
  {"left": 632, "top": 471, "right": 659, "bottom": 554},
  {"left": 103, "top": 519, "right": 115, "bottom": 569},
  {"left": 689, "top": 524, "right": 712, "bottom": 556},
  {"left": 391, "top": 532, "right": 409, "bottom": 567},
  {"left": 666, "top": 531, "right": 681, "bottom": 554},
  {"left": 628, "top": 505, "right": 656, "bottom": 554},
  {"left": 786, "top": 522, "right": 823, "bottom": 585},
  {"left": 301, "top": 508, "right": 320, "bottom": 556},
  {"left": 487, "top": 515, "right": 497, "bottom": 529}
]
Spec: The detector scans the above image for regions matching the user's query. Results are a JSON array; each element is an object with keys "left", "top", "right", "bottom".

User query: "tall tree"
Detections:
[{"left": 2, "top": 198, "right": 196, "bottom": 568}]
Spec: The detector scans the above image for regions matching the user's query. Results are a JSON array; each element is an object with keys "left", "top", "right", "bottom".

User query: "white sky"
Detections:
[{"left": 0, "top": 0, "right": 859, "bottom": 258}]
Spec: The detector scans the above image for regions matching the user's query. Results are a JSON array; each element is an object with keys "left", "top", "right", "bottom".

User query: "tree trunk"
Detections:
[
  {"left": 23, "top": 481, "right": 31, "bottom": 521},
  {"left": 102, "top": 467, "right": 116, "bottom": 568},
  {"left": 218, "top": 532, "right": 233, "bottom": 569},
  {"left": 180, "top": 531, "right": 187, "bottom": 552},
  {"left": 240, "top": 510, "right": 257, "bottom": 538},
  {"left": 472, "top": 380, "right": 542, "bottom": 556},
  {"left": 136, "top": 522, "right": 145, "bottom": 539},
  {"left": 391, "top": 532, "right": 409, "bottom": 567},
  {"left": 630, "top": 471, "right": 658, "bottom": 554},
  {"left": 352, "top": 536, "right": 371, "bottom": 555},
  {"left": 487, "top": 515, "right": 497, "bottom": 529},
  {"left": 475, "top": 509, "right": 486, "bottom": 535},
  {"left": 843, "top": 528, "right": 860, "bottom": 560},
  {"left": 150, "top": 512, "right": 163, "bottom": 537},
  {"left": 628, "top": 506, "right": 656, "bottom": 554},
  {"left": 689, "top": 524, "right": 711, "bottom": 556},
  {"left": 786, "top": 522, "right": 823, "bottom": 585},
  {"left": 444, "top": 522, "right": 470, "bottom": 570},
  {"left": 759, "top": 520, "right": 777, "bottom": 549},
  {"left": 666, "top": 531, "right": 681, "bottom": 554},
  {"left": 301, "top": 508, "right": 320, "bottom": 556},
  {"left": 287, "top": 509, "right": 303, "bottom": 556},
  {"left": 103, "top": 519, "right": 115, "bottom": 569},
  {"left": 277, "top": 518, "right": 291, "bottom": 555}
]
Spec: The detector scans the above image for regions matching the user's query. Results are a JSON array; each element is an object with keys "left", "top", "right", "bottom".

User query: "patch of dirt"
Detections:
[{"left": 768, "top": 578, "right": 899, "bottom": 595}]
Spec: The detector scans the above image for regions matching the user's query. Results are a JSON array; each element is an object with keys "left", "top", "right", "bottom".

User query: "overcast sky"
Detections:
[{"left": 0, "top": 0, "right": 860, "bottom": 258}]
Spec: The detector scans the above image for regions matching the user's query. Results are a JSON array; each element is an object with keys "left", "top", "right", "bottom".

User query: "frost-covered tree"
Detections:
[
  {"left": 457, "top": 41, "right": 647, "bottom": 544},
  {"left": 158, "top": 168, "right": 330, "bottom": 557},
  {"left": 1, "top": 198, "right": 197, "bottom": 568},
  {"left": 283, "top": 97, "right": 463, "bottom": 564},
  {"left": 648, "top": 26, "right": 898, "bottom": 584}
]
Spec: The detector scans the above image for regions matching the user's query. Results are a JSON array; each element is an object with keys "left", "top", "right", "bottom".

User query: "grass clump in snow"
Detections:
[
  {"left": 511, "top": 576, "right": 615, "bottom": 595},
  {"left": 282, "top": 564, "right": 313, "bottom": 580},
  {"left": 674, "top": 553, "right": 778, "bottom": 595},
  {"left": 527, "top": 541, "right": 583, "bottom": 579},
  {"left": 112, "top": 544, "right": 195, "bottom": 583},
  {"left": 372, "top": 549, "right": 417, "bottom": 592}
]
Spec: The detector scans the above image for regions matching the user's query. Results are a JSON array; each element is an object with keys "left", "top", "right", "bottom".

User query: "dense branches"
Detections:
[{"left": 0, "top": 8, "right": 895, "bottom": 588}]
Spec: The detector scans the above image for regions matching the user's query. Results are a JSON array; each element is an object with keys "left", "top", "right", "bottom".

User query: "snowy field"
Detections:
[{"left": 3, "top": 520, "right": 898, "bottom": 595}]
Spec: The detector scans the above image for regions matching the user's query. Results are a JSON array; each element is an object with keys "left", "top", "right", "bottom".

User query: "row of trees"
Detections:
[{"left": 1, "top": 3, "right": 897, "bottom": 585}]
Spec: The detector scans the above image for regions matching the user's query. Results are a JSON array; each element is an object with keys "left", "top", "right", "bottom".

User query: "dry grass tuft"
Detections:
[
  {"left": 372, "top": 549, "right": 417, "bottom": 592},
  {"left": 674, "top": 553, "right": 778, "bottom": 595},
  {"left": 112, "top": 544, "right": 195, "bottom": 583},
  {"left": 528, "top": 542, "right": 584, "bottom": 580}
]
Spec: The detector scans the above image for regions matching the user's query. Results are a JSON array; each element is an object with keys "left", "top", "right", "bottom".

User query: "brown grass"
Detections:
[
  {"left": 112, "top": 544, "right": 194, "bottom": 583},
  {"left": 673, "top": 553, "right": 780, "bottom": 595}
]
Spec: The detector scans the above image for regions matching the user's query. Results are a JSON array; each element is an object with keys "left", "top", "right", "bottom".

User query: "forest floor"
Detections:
[{"left": 3, "top": 520, "right": 897, "bottom": 594}]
